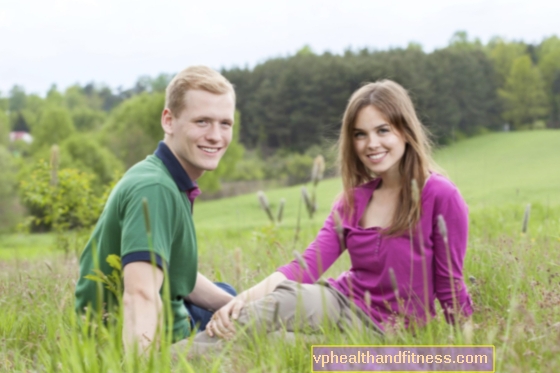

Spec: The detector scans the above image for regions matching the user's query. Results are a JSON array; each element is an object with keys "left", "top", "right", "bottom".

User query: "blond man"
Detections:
[{"left": 75, "top": 66, "right": 237, "bottom": 353}]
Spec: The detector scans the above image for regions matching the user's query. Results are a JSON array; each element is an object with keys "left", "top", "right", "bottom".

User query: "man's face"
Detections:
[{"left": 162, "top": 89, "right": 235, "bottom": 181}]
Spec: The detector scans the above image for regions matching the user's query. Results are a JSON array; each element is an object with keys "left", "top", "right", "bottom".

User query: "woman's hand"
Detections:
[
  {"left": 206, "top": 296, "right": 245, "bottom": 339},
  {"left": 205, "top": 272, "right": 287, "bottom": 339}
]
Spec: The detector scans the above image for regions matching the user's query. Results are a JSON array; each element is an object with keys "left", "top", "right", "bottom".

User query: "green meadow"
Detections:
[{"left": 1, "top": 130, "right": 560, "bottom": 372}]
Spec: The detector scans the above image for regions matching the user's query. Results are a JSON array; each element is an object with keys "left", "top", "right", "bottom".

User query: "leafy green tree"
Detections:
[
  {"left": 71, "top": 107, "right": 106, "bottom": 132},
  {"left": 0, "top": 111, "right": 9, "bottom": 147},
  {"left": 448, "top": 31, "right": 483, "bottom": 50},
  {"left": 537, "top": 36, "right": 560, "bottom": 126},
  {"left": 45, "top": 84, "right": 64, "bottom": 107},
  {"left": 425, "top": 48, "right": 500, "bottom": 141},
  {"left": 32, "top": 106, "right": 75, "bottom": 151},
  {"left": 134, "top": 73, "right": 173, "bottom": 94},
  {"left": 151, "top": 73, "right": 173, "bottom": 92},
  {"left": 103, "top": 92, "right": 165, "bottom": 168},
  {"left": 488, "top": 38, "right": 527, "bottom": 87},
  {"left": 0, "top": 146, "right": 16, "bottom": 201},
  {"left": 21, "top": 94, "right": 48, "bottom": 130},
  {"left": 499, "top": 55, "right": 549, "bottom": 128},
  {"left": 9, "top": 85, "right": 26, "bottom": 112},
  {"left": 0, "top": 92, "right": 8, "bottom": 111},
  {"left": 296, "top": 45, "right": 315, "bottom": 56},
  {"left": 64, "top": 85, "right": 88, "bottom": 109}
]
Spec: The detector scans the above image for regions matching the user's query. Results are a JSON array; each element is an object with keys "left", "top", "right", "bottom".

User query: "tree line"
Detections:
[
  {"left": 222, "top": 32, "right": 560, "bottom": 151},
  {"left": 1, "top": 31, "right": 559, "bottom": 232}
]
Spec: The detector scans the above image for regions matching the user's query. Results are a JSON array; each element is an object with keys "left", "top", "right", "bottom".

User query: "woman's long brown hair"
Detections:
[{"left": 338, "top": 80, "right": 440, "bottom": 236}]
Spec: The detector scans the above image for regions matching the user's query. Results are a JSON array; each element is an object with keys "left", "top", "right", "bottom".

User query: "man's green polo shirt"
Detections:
[{"left": 75, "top": 149, "right": 198, "bottom": 341}]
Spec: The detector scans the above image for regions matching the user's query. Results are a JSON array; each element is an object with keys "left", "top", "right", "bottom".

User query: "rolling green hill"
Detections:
[
  {"left": 436, "top": 130, "right": 560, "bottom": 207},
  {"left": 195, "top": 130, "right": 560, "bottom": 230}
]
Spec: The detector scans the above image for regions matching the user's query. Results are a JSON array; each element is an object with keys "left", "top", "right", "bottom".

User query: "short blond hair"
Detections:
[{"left": 165, "top": 66, "right": 235, "bottom": 117}]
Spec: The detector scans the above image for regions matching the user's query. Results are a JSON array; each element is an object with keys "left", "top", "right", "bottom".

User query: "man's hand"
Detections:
[{"left": 206, "top": 296, "right": 245, "bottom": 339}]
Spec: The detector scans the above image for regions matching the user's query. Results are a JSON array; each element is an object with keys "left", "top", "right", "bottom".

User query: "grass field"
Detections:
[{"left": 1, "top": 130, "right": 560, "bottom": 372}]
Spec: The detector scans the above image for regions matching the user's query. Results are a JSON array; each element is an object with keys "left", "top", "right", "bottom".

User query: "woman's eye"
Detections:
[
  {"left": 378, "top": 128, "right": 389, "bottom": 134},
  {"left": 354, "top": 132, "right": 365, "bottom": 138}
]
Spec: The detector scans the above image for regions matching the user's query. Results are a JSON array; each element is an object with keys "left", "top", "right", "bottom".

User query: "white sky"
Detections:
[{"left": 1, "top": 0, "right": 559, "bottom": 96}]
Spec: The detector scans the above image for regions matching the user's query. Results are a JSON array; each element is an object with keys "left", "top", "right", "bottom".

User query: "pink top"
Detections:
[{"left": 277, "top": 173, "right": 473, "bottom": 330}]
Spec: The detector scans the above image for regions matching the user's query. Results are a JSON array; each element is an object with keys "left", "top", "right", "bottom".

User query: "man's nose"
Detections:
[{"left": 205, "top": 123, "right": 221, "bottom": 142}]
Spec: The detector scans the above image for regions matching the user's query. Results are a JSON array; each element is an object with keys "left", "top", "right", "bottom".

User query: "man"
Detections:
[{"left": 75, "top": 66, "right": 237, "bottom": 353}]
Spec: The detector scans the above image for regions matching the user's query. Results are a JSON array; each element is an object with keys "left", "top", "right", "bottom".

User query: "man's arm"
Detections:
[
  {"left": 122, "top": 261, "right": 164, "bottom": 354},
  {"left": 184, "top": 272, "right": 235, "bottom": 311}
]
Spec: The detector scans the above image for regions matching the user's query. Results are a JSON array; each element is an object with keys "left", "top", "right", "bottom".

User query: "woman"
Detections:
[{"left": 204, "top": 80, "right": 473, "bottom": 340}]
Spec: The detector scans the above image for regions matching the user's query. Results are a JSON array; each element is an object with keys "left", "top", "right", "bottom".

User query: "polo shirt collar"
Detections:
[{"left": 154, "top": 141, "right": 198, "bottom": 192}]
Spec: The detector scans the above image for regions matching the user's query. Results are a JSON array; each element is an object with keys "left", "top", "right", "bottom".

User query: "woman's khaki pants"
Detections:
[{"left": 230, "top": 280, "right": 382, "bottom": 336}]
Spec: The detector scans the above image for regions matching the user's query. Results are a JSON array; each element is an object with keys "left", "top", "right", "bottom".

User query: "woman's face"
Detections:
[{"left": 352, "top": 105, "right": 406, "bottom": 179}]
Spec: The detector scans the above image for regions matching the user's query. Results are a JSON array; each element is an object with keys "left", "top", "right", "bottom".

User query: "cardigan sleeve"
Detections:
[{"left": 277, "top": 203, "right": 345, "bottom": 284}]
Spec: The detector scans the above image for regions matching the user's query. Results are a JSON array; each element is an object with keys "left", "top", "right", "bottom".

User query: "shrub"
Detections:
[
  {"left": 283, "top": 152, "right": 314, "bottom": 185},
  {"left": 18, "top": 157, "right": 104, "bottom": 232},
  {"left": 0, "top": 146, "right": 19, "bottom": 231},
  {"left": 223, "top": 151, "right": 266, "bottom": 182},
  {"left": 60, "top": 133, "right": 123, "bottom": 186}
]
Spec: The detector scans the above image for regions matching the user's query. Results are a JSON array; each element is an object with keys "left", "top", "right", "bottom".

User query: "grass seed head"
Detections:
[
  {"left": 389, "top": 267, "right": 399, "bottom": 297},
  {"left": 364, "top": 290, "right": 372, "bottom": 310},
  {"left": 462, "top": 318, "right": 474, "bottom": 345},
  {"left": 277, "top": 198, "right": 285, "bottom": 223},
  {"left": 301, "top": 187, "right": 315, "bottom": 217},
  {"left": 293, "top": 250, "right": 308, "bottom": 271},
  {"left": 333, "top": 210, "right": 345, "bottom": 250},
  {"left": 234, "top": 247, "right": 242, "bottom": 289},
  {"left": 437, "top": 214, "right": 448, "bottom": 241},
  {"left": 257, "top": 190, "right": 275, "bottom": 223},
  {"left": 257, "top": 190, "right": 270, "bottom": 210},
  {"left": 50, "top": 144, "right": 60, "bottom": 186},
  {"left": 311, "top": 155, "right": 326, "bottom": 186},
  {"left": 411, "top": 179, "right": 420, "bottom": 204},
  {"left": 522, "top": 203, "right": 531, "bottom": 234},
  {"left": 234, "top": 247, "right": 242, "bottom": 266},
  {"left": 142, "top": 197, "right": 151, "bottom": 234}
]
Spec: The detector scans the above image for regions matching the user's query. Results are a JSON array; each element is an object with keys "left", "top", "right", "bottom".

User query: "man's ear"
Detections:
[{"left": 161, "top": 108, "right": 174, "bottom": 136}]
